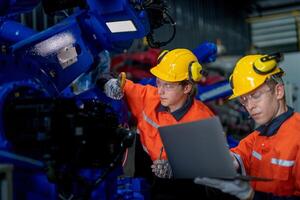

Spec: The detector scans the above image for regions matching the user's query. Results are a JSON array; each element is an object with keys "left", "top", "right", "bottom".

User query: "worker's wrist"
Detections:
[{"left": 242, "top": 187, "right": 254, "bottom": 200}]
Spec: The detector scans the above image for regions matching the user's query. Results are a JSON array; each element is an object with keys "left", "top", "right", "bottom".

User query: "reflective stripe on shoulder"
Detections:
[
  {"left": 142, "top": 111, "right": 159, "bottom": 128},
  {"left": 252, "top": 151, "right": 262, "bottom": 160},
  {"left": 271, "top": 158, "right": 295, "bottom": 167}
]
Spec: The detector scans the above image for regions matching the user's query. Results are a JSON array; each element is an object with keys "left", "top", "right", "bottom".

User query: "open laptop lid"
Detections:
[{"left": 158, "top": 117, "right": 271, "bottom": 181}]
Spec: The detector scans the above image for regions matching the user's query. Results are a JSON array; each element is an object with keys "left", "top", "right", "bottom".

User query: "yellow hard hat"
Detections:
[
  {"left": 229, "top": 53, "right": 284, "bottom": 100},
  {"left": 150, "top": 48, "right": 203, "bottom": 82}
]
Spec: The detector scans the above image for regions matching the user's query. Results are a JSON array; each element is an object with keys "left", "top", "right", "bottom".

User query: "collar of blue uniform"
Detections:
[
  {"left": 256, "top": 106, "right": 294, "bottom": 136},
  {"left": 157, "top": 96, "right": 193, "bottom": 121}
]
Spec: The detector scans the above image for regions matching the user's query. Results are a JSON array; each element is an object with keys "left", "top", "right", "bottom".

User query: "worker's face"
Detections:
[
  {"left": 238, "top": 83, "right": 284, "bottom": 125},
  {"left": 156, "top": 78, "right": 192, "bottom": 112}
]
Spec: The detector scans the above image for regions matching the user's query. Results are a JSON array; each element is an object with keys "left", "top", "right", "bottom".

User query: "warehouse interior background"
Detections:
[{"left": 15, "top": 0, "right": 300, "bottom": 112}]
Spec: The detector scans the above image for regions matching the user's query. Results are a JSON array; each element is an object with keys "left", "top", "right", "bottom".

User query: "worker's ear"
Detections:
[
  {"left": 275, "top": 83, "right": 285, "bottom": 100},
  {"left": 183, "top": 83, "right": 192, "bottom": 94}
]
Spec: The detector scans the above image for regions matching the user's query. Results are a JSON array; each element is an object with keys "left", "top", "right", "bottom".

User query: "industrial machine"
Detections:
[{"left": 0, "top": 0, "right": 175, "bottom": 199}]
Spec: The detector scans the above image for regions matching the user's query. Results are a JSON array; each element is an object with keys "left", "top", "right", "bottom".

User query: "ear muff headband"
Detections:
[
  {"left": 229, "top": 75, "right": 234, "bottom": 89},
  {"left": 157, "top": 50, "right": 169, "bottom": 64}
]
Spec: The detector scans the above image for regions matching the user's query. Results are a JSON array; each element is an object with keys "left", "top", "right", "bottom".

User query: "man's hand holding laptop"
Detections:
[
  {"left": 194, "top": 177, "right": 254, "bottom": 200},
  {"left": 194, "top": 152, "right": 254, "bottom": 200}
]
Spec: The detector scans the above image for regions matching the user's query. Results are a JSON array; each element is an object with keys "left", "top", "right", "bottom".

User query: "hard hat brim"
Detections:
[
  {"left": 150, "top": 65, "right": 186, "bottom": 82},
  {"left": 228, "top": 94, "right": 237, "bottom": 100}
]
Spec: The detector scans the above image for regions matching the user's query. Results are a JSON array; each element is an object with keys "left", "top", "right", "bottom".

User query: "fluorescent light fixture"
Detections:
[{"left": 106, "top": 20, "right": 137, "bottom": 33}]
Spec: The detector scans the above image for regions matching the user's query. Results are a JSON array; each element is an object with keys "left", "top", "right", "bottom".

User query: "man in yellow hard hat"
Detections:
[
  {"left": 101, "top": 48, "right": 215, "bottom": 199},
  {"left": 195, "top": 53, "right": 300, "bottom": 200}
]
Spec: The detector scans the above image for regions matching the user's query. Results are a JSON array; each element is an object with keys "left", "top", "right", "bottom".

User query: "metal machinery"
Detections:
[{"left": 0, "top": 0, "right": 175, "bottom": 199}]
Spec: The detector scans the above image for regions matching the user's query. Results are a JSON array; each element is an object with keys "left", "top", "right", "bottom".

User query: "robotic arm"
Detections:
[{"left": 0, "top": 0, "right": 172, "bottom": 95}]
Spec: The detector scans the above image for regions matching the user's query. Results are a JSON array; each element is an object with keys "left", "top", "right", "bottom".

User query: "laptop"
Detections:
[{"left": 158, "top": 116, "right": 271, "bottom": 181}]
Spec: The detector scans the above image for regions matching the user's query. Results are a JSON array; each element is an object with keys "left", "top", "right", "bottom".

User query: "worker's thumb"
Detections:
[{"left": 118, "top": 72, "right": 126, "bottom": 89}]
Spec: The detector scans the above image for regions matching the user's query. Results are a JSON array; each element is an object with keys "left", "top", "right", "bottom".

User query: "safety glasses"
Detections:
[
  {"left": 156, "top": 79, "right": 181, "bottom": 91},
  {"left": 238, "top": 88, "right": 272, "bottom": 107}
]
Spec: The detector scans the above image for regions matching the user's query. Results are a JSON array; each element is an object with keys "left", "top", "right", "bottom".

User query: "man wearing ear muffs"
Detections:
[
  {"left": 194, "top": 53, "right": 300, "bottom": 200},
  {"left": 101, "top": 48, "right": 217, "bottom": 199}
]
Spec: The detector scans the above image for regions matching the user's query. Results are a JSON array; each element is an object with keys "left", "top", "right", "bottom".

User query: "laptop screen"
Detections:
[{"left": 158, "top": 117, "right": 237, "bottom": 179}]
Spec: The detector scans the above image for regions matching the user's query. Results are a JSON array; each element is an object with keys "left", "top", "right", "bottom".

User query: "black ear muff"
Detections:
[
  {"left": 157, "top": 50, "right": 169, "bottom": 64},
  {"left": 253, "top": 53, "right": 282, "bottom": 75},
  {"left": 188, "top": 61, "right": 203, "bottom": 82}
]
